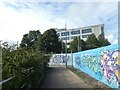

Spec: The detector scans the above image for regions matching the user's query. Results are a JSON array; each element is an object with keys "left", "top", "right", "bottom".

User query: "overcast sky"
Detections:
[{"left": 0, "top": 0, "right": 119, "bottom": 45}]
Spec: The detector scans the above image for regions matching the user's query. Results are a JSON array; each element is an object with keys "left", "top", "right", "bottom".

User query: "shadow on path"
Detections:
[{"left": 40, "top": 65, "right": 92, "bottom": 88}]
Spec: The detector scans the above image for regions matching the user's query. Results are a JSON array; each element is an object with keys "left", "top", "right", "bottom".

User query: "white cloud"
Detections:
[
  {"left": 0, "top": 2, "right": 61, "bottom": 43},
  {"left": 105, "top": 34, "right": 118, "bottom": 44},
  {"left": 113, "top": 39, "right": 118, "bottom": 44},
  {"left": 3, "top": 0, "right": 120, "bottom": 2},
  {"left": 0, "top": 1, "right": 118, "bottom": 45}
]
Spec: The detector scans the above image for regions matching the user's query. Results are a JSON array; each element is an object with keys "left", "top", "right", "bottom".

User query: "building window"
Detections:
[
  {"left": 61, "top": 32, "right": 65, "bottom": 36},
  {"left": 61, "top": 37, "right": 70, "bottom": 40},
  {"left": 61, "top": 32, "right": 69, "bottom": 36},
  {"left": 61, "top": 38, "right": 64, "bottom": 40},
  {"left": 66, "top": 32, "right": 69, "bottom": 36},
  {"left": 66, "top": 37, "right": 70, "bottom": 40},
  {"left": 82, "top": 35, "right": 90, "bottom": 38},
  {"left": 71, "top": 30, "right": 80, "bottom": 35},
  {"left": 82, "top": 29, "right": 92, "bottom": 34},
  {"left": 71, "top": 36, "right": 80, "bottom": 39}
]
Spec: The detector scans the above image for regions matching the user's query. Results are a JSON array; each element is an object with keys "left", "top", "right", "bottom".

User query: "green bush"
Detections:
[{"left": 2, "top": 47, "right": 50, "bottom": 89}]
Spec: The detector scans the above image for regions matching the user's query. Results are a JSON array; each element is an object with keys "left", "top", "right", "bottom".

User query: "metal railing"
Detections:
[
  {"left": 0, "top": 67, "right": 34, "bottom": 89},
  {"left": 0, "top": 76, "right": 15, "bottom": 85}
]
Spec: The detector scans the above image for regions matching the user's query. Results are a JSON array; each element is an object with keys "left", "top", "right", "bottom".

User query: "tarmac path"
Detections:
[{"left": 40, "top": 65, "right": 92, "bottom": 88}]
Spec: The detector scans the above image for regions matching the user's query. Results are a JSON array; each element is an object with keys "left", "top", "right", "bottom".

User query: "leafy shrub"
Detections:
[{"left": 2, "top": 47, "right": 50, "bottom": 89}]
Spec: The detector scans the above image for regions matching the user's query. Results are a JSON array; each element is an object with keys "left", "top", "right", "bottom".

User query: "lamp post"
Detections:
[
  {"left": 65, "top": 22, "right": 67, "bottom": 68},
  {"left": 78, "top": 37, "right": 80, "bottom": 52}
]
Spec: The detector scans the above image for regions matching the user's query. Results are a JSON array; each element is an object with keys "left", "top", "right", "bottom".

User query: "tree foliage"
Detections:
[
  {"left": 70, "top": 37, "right": 86, "bottom": 52},
  {"left": 37, "top": 29, "right": 62, "bottom": 53},
  {"left": 69, "top": 33, "right": 111, "bottom": 52},
  {"left": 2, "top": 35, "right": 49, "bottom": 89},
  {"left": 86, "top": 34, "right": 99, "bottom": 49},
  {"left": 20, "top": 30, "right": 40, "bottom": 49},
  {"left": 98, "top": 34, "right": 111, "bottom": 47},
  {"left": 60, "top": 40, "right": 66, "bottom": 53}
]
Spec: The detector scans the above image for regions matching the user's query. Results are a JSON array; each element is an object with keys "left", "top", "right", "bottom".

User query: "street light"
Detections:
[
  {"left": 65, "top": 22, "right": 67, "bottom": 68},
  {"left": 78, "top": 36, "right": 80, "bottom": 52},
  {"left": 77, "top": 36, "right": 82, "bottom": 52}
]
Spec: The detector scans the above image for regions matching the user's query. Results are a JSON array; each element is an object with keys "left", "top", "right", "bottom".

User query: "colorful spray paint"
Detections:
[{"left": 73, "top": 44, "right": 119, "bottom": 88}]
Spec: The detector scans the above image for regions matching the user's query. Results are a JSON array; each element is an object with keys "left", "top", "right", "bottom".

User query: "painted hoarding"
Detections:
[{"left": 73, "top": 44, "right": 119, "bottom": 88}]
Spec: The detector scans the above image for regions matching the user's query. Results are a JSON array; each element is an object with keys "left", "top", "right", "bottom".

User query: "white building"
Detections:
[{"left": 56, "top": 24, "right": 104, "bottom": 47}]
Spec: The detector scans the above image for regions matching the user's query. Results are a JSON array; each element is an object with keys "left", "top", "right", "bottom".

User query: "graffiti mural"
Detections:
[
  {"left": 72, "top": 44, "right": 119, "bottom": 88},
  {"left": 83, "top": 55, "right": 99, "bottom": 73},
  {"left": 52, "top": 55, "right": 66, "bottom": 63},
  {"left": 49, "top": 54, "right": 72, "bottom": 65},
  {"left": 100, "top": 50, "right": 120, "bottom": 86}
]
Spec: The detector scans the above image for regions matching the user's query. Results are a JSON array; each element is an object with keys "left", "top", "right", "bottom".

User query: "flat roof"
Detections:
[{"left": 56, "top": 24, "right": 104, "bottom": 32}]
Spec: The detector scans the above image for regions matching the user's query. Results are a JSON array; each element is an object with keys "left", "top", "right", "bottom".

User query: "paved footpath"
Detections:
[{"left": 40, "top": 65, "right": 93, "bottom": 88}]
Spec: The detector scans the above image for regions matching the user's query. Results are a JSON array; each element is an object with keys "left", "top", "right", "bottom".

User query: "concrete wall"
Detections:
[{"left": 49, "top": 44, "right": 120, "bottom": 88}]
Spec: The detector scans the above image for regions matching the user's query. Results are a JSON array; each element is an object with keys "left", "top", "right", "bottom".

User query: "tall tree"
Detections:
[
  {"left": 98, "top": 34, "right": 111, "bottom": 47},
  {"left": 37, "top": 29, "right": 62, "bottom": 53},
  {"left": 60, "top": 40, "right": 65, "bottom": 53},
  {"left": 70, "top": 37, "right": 86, "bottom": 52},
  {"left": 86, "top": 34, "right": 99, "bottom": 49},
  {"left": 20, "top": 30, "right": 40, "bottom": 49}
]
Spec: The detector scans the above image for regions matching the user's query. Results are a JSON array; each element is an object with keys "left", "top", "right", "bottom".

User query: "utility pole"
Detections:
[
  {"left": 71, "top": 50, "right": 73, "bottom": 67},
  {"left": 65, "top": 22, "right": 67, "bottom": 68},
  {"left": 78, "top": 37, "right": 79, "bottom": 52}
]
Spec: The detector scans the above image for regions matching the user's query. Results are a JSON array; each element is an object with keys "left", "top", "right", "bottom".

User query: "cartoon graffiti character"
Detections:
[
  {"left": 100, "top": 50, "right": 119, "bottom": 85},
  {"left": 112, "top": 51, "right": 118, "bottom": 77}
]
